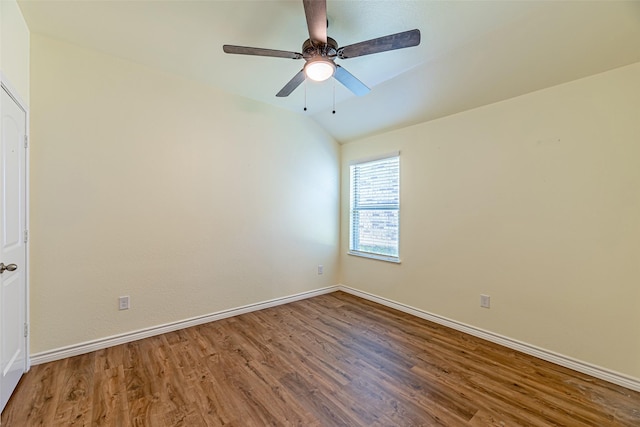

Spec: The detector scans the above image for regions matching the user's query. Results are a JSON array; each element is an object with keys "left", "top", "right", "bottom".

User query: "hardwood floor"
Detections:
[{"left": 2, "top": 291, "right": 639, "bottom": 426}]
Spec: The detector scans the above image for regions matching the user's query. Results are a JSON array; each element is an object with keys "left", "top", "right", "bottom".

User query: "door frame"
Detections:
[{"left": 0, "top": 71, "right": 30, "bottom": 374}]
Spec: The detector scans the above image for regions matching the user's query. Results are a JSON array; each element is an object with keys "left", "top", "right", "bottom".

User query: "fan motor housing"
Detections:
[{"left": 302, "top": 37, "right": 338, "bottom": 59}]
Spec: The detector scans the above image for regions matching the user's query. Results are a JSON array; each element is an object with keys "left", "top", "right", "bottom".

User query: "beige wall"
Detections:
[
  {"left": 29, "top": 35, "right": 340, "bottom": 353},
  {"left": 25, "top": 24, "right": 640, "bottom": 383},
  {"left": 340, "top": 62, "right": 640, "bottom": 380},
  {"left": 0, "top": 0, "right": 29, "bottom": 104}
]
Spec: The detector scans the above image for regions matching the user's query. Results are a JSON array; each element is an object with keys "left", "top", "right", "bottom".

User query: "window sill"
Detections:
[{"left": 348, "top": 251, "right": 401, "bottom": 264}]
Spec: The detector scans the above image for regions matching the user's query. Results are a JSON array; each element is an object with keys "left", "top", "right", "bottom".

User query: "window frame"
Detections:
[{"left": 348, "top": 152, "right": 401, "bottom": 263}]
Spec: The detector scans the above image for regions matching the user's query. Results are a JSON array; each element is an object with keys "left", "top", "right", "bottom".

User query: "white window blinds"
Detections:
[{"left": 349, "top": 154, "right": 400, "bottom": 261}]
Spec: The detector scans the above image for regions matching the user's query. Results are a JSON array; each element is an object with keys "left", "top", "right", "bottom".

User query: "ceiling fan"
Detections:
[{"left": 223, "top": 0, "right": 421, "bottom": 98}]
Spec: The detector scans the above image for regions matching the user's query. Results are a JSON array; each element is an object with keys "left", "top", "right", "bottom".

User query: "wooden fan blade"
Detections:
[
  {"left": 334, "top": 65, "right": 370, "bottom": 96},
  {"left": 337, "top": 29, "right": 420, "bottom": 59},
  {"left": 223, "top": 45, "right": 303, "bottom": 59},
  {"left": 303, "top": 0, "right": 327, "bottom": 44},
  {"left": 276, "top": 70, "right": 306, "bottom": 97}
]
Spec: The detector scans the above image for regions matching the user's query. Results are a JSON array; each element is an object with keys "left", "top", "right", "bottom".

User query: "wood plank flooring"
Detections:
[{"left": 2, "top": 291, "right": 639, "bottom": 426}]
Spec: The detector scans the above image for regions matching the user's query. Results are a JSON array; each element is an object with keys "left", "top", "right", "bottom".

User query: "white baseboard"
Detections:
[
  {"left": 30, "top": 285, "right": 339, "bottom": 366},
  {"left": 30, "top": 283, "right": 639, "bottom": 393},
  {"left": 337, "top": 285, "right": 640, "bottom": 393}
]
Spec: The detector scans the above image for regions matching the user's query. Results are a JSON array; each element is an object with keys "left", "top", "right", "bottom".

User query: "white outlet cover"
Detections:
[{"left": 480, "top": 294, "right": 491, "bottom": 308}]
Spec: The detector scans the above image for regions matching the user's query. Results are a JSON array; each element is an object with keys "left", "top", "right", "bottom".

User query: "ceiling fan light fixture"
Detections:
[{"left": 304, "top": 58, "right": 336, "bottom": 82}]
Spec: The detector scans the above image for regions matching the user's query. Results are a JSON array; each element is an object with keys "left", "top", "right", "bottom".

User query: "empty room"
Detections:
[{"left": 1, "top": 0, "right": 640, "bottom": 425}]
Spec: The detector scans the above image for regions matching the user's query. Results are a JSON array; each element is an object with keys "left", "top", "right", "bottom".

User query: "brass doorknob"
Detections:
[{"left": 0, "top": 263, "right": 18, "bottom": 274}]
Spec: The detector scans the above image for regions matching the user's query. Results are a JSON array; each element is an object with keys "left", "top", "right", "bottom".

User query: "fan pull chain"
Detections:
[
  {"left": 303, "top": 79, "right": 307, "bottom": 112},
  {"left": 332, "top": 81, "right": 336, "bottom": 114}
]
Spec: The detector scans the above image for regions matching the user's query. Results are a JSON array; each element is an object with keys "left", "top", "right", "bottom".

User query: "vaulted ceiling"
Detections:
[{"left": 18, "top": 0, "right": 640, "bottom": 143}]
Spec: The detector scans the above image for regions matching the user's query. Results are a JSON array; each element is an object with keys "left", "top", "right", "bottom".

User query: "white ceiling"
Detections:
[{"left": 17, "top": 0, "right": 640, "bottom": 143}]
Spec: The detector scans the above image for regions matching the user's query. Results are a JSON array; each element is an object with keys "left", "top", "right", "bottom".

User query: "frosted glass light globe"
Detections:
[{"left": 305, "top": 59, "right": 336, "bottom": 82}]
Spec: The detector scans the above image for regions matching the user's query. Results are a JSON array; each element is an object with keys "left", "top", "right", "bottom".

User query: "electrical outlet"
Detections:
[
  {"left": 480, "top": 294, "right": 490, "bottom": 309},
  {"left": 317, "top": 265, "right": 324, "bottom": 275},
  {"left": 119, "top": 296, "right": 130, "bottom": 310}
]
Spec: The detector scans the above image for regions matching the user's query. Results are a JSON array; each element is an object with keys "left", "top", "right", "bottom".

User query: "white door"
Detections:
[{"left": 0, "top": 84, "right": 28, "bottom": 413}]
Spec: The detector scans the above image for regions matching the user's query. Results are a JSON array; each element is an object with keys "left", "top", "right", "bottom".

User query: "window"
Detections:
[{"left": 349, "top": 153, "right": 400, "bottom": 262}]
